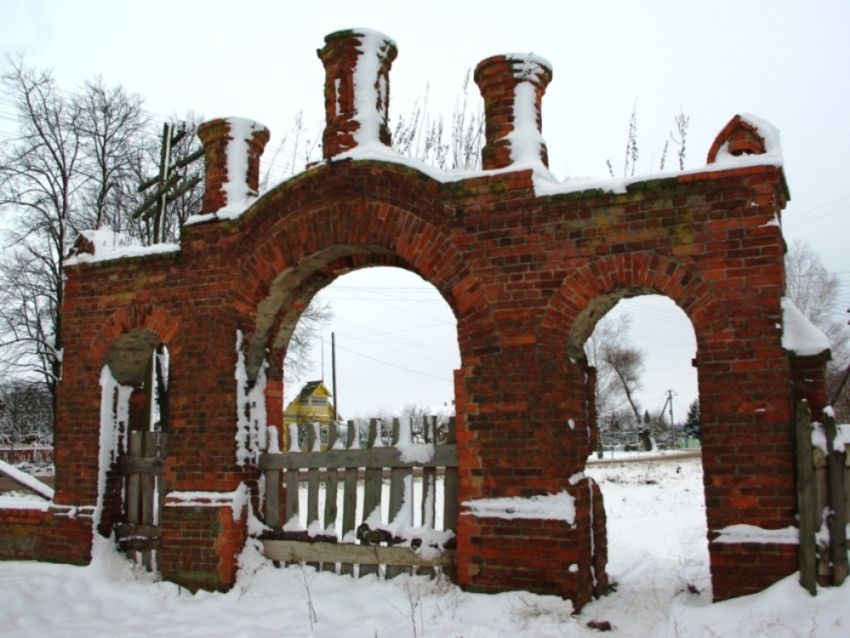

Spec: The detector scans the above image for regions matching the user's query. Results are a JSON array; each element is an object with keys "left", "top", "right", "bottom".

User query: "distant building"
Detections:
[{"left": 283, "top": 380, "right": 338, "bottom": 428}]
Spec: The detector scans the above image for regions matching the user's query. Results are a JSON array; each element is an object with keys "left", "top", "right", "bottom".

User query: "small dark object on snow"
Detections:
[{"left": 587, "top": 620, "right": 613, "bottom": 631}]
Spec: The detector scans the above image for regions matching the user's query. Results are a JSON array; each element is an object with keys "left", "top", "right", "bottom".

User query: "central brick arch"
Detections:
[
  {"left": 27, "top": 28, "right": 832, "bottom": 612},
  {"left": 226, "top": 165, "right": 502, "bottom": 382}
]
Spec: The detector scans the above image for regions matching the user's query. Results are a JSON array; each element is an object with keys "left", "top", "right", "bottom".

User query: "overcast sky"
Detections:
[{"left": 2, "top": 0, "right": 849, "bottom": 421}]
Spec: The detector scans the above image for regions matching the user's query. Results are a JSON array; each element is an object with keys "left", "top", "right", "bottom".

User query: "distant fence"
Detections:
[
  {"left": 259, "top": 416, "right": 457, "bottom": 577},
  {"left": 599, "top": 429, "right": 699, "bottom": 452},
  {"left": 0, "top": 446, "right": 54, "bottom": 466}
]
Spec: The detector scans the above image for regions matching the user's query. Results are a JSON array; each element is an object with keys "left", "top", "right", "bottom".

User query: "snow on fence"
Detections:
[
  {"left": 0, "top": 445, "right": 54, "bottom": 466},
  {"left": 259, "top": 417, "right": 458, "bottom": 578}
]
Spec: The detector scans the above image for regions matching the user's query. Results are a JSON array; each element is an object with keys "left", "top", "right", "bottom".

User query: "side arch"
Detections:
[
  {"left": 541, "top": 252, "right": 722, "bottom": 358},
  {"left": 90, "top": 303, "right": 182, "bottom": 373}
]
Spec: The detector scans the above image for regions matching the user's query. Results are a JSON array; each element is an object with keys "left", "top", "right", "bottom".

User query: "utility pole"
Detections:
[
  {"left": 331, "top": 332, "right": 338, "bottom": 422},
  {"left": 667, "top": 389, "right": 676, "bottom": 450},
  {"left": 132, "top": 122, "right": 204, "bottom": 243}
]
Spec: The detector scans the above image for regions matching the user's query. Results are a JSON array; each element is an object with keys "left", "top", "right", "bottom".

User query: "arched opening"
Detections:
[
  {"left": 579, "top": 294, "right": 711, "bottom": 600},
  {"left": 282, "top": 266, "right": 460, "bottom": 426},
  {"left": 99, "top": 329, "right": 169, "bottom": 566},
  {"left": 250, "top": 248, "right": 464, "bottom": 574},
  {"left": 104, "top": 330, "right": 169, "bottom": 435}
]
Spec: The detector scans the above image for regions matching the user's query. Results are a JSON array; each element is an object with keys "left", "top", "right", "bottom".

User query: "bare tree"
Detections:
[
  {"left": 585, "top": 314, "right": 645, "bottom": 431},
  {"left": 283, "top": 302, "right": 332, "bottom": 385},
  {"left": 77, "top": 77, "right": 148, "bottom": 232},
  {"left": 0, "top": 59, "right": 333, "bottom": 435},
  {"left": 0, "top": 58, "right": 86, "bottom": 409},
  {"left": 0, "top": 379, "right": 52, "bottom": 446},
  {"left": 785, "top": 240, "right": 850, "bottom": 419},
  {"left": 0, "top": 59, "right": 180, "bottom": 430}
]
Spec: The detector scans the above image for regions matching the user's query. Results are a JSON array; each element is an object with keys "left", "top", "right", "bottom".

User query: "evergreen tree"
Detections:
[{"left": 684, "top": 399, "right": 700, "bottom": 439}]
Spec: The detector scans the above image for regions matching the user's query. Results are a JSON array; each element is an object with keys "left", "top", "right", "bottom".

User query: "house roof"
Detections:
[{"left": 298, "top": 380, "right": 331, "bottom": 400}]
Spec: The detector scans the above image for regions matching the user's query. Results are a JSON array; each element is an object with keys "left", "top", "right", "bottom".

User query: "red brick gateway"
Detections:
[{"left": 0, "top": 29, "right": 836, "bottom": 611}]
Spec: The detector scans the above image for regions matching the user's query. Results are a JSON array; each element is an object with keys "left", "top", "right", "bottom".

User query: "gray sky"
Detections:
[{"left": 2, "top": 0, "right": 849, "bottom": 420}]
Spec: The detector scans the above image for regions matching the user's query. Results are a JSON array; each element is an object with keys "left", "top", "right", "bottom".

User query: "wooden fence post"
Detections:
[
  {"left": 340, "top": 420, "right": 358, "bottom": 576},
  {"left": 387, "top": 417, "right": 413, "bottom": 578},
  {"left": 360, "top": 418, "right": 382, "bottom": 577},
  {"left": 822, "top": 410, "right": 849, "bottom": 585},
  {"left": 443, "top": 417, "right": 459, "bottom": 536},
  {"left": 795, "top": 401, "right": 817, "bottom": 595}
]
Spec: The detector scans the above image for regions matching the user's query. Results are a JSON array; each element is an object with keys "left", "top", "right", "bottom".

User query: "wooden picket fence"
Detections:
[
  {"left": 115, "top": 430, "right": 167, "bottom": 570},
  {"left": 796, "top": 401, "right": 849, "bottom": 593},
  {"left": 259, "top": 417, "right": 458, "bottom": 577}
]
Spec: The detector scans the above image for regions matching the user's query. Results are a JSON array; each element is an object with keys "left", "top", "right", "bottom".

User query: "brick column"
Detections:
[
  {"left": 474, "top": 54, "right": 552, "bottom": 170},
  {"left": 454, "top": 343, "right": 603, "bottom": 609},
  {"left": 317, "top": 29, "right": 397, "bottom": 159},
  {"left": 197, "top": 117, "right": 269, "bottom": 214}
]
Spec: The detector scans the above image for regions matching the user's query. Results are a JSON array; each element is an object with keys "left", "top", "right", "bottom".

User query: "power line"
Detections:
[{"left": 330, "top": 340, "right": 452, "bottom": 382}]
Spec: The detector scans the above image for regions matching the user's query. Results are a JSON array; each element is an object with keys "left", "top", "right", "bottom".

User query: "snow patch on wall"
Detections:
[
  {"left": 0, "top": 494, "right": 51, "bottom": 510},
  {"left": 65, "top": 227, "right": 179, "bottom": 266},
  {"left": 220, "top": 117, "right": 263, "bottom": 217},
  {"left": 165, "top": 483, "right": 249, "bottom": 522},
  {"left": 463, "top": 490, "right": 576, "bottom": 524},
  {"left": 95, "top": 366, "right": 133, "bottom": 527},
  {"left": 713, "top": 524, "right": 799, "bottom": 544},
  {"left": 351, "top": 29, "right": 394, "bottom": 145},
  {"left": 335, "top": 124, "right": 786, "bottom": 203},
  {"left": 184, "top": 117, "right": 266, "bottom": 225},
  {"left": 781, "top": 297, "right": 831, "bottom": 357},
  {"left": 234, "top": 330, "right": 268, "bottom": 467}
]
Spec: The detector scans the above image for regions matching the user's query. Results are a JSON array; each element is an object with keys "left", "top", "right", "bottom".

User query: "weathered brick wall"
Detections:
[
  {"left": 6, "top": 29, "right": 820, "bottom": 612},
  {"left": 0, "top": 508, "right": 47, "bottom": 559},
  {"left": 0, "top": 507, "right": 92, "bottom": 565},
  {"left": 159, "top": 505, "right": 247, "bottom": 591}
]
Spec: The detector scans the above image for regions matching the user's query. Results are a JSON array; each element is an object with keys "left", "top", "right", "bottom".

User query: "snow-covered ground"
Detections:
[{"left": 1, "top": 456, "right": 848, "bottom": 637}]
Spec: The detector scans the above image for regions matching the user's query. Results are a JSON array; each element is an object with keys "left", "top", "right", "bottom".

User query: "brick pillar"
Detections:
[
  {"left": 474, "top": 54, "right": 552, "bottom": 170},
  {"left": 789, "top": 352, "right": 830, "bottom": 417},
  {"left": 317, "top": 29, "right": 397, "bottom": 159},
  {"left": 197, "top": 117, "right": 270, "bottom": 214}
]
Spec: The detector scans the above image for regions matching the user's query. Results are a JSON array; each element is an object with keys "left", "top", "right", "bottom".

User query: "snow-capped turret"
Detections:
[
  {"left": 317, "top": 29, "right": 398, "bottom": 159},
  {"left": 197, "top": 117, "right": 269, "bottom": 215},
  {"left": 474, "top": 54, "right": 552, "bottom": 171}
]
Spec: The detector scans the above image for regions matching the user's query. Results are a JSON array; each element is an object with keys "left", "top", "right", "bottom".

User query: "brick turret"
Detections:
[
  {"left": 317, "top": 29, "right": 398, "bottom": 159},
  {"left": 197, "top": 117, "right": 269, "bottom": 215},
  {"left": 474, "top": 54, "right": 552, "bottom": 170}
]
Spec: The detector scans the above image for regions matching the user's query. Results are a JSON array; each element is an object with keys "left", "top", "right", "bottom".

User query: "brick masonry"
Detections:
[{"left": 0, "top": 30, "right": 827, "bottom": 611}]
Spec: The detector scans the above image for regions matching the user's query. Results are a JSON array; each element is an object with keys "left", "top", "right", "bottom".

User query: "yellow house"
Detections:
[{"left": 283, "top": 380, "right": 338, "bottom": 427}]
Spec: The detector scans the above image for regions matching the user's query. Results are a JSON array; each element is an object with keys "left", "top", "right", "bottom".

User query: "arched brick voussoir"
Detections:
[
  {"left": 540, "top": 253, "right": 722, "bottom": 358},
  {"left": 228, "top": 165, "right": 503, "bottom": 378},
  {"left": 89, "top": 304, "right": 182, "bottom": 369}
]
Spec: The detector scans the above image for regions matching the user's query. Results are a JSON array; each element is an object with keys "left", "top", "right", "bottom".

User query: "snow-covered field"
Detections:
[{"left": 1, "top": 456, "right": 848, "bottom": 637}]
